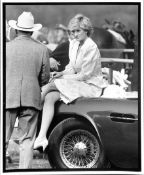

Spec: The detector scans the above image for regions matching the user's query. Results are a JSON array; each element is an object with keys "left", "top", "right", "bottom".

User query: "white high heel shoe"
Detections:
[{"left": 34, "top": 138, "right": 48, "bottom": 151}]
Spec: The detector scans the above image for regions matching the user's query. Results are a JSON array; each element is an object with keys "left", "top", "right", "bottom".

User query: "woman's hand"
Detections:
[{"left": 51, "top": 71, "right": 63, "bottom": 79}]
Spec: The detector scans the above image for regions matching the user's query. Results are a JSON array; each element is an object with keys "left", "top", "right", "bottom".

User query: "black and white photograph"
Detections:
[{"left": 1, "top": 0, "right": 143, "bottom": 174}]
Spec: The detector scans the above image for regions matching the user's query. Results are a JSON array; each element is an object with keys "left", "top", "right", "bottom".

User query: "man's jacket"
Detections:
[{"left": 6, "top": 35, "right": 50, "bottom": 110}]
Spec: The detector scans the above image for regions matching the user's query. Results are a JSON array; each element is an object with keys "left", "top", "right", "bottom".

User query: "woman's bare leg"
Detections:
[
  {"left": 41, "top": 81, "right": 58, "bottom": 103},
  {"left": 37, "top": 91, "right": 60, "bottom": 140}
]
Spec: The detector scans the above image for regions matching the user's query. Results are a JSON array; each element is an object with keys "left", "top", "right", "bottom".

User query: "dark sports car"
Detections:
[{"left": 40, "top": 94, "right": 139, "bottom": 170}]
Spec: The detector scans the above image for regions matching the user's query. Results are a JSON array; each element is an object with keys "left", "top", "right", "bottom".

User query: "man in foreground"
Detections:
[{"left": 6, "top": 11, "right": 50, "bottom": 169}]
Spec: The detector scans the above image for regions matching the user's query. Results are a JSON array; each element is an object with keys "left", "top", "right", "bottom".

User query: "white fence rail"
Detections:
[{"left": 100, "top": 49, "right": 135, "bottom": 87}]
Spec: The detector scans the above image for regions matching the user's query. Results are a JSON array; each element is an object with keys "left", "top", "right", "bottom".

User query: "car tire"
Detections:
[{"left": 47, "top": 118, "right": 106, "bottom": 169}]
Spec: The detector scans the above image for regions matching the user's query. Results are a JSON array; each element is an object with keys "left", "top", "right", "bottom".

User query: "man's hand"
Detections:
[{"left": 50, "top": 57, "right": 60, "bottom": 71}]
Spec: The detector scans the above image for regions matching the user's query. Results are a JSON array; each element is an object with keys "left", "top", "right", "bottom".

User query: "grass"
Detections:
[{"left": 6, "top": 128, "right": 52, "bottom": 170}]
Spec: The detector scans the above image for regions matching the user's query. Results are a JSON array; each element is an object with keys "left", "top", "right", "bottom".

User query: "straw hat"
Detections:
[{"left": 8, "top": 11, "right": 42, "bottom": 32}]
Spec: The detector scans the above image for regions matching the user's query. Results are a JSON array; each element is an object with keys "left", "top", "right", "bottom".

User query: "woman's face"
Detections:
[{"left": 69, "top": 24, "right": 87, "bottom": 42}]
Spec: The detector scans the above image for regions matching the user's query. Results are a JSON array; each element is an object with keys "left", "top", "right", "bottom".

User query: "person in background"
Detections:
[
  {"left": 46, "top": 28, "right": 58, "bottom": 51},
  {"left": 6, "top": 20, "right": 17, "bottom": 41},
  {"left": 6, "top": 12, "right": 50, "bottom": 169},
  {"left": 34, "top": 14, "right": 108, "bottom": 151},
  {"left": 32, "top": 27, "right": 49, "bottom": 45},
  {"left": 47, "top": 24, "right": 72, "bottom": 71},
  {"left": 49, "top": 41, "right": 69, "bottom": 71},
  {"left": 49, "top": 29, "right": 75, "bottom": 72},
  {"left": 54, "top": 23, "right": 68, "bottom": 45}
]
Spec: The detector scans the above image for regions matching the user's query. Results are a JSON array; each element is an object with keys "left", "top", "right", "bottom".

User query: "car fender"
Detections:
[
  {"left": 49, "top": 112, "right": 103, "bottom": 145},
  {"left": 80, "top": 113, "right": 103, "bottom": 143}
]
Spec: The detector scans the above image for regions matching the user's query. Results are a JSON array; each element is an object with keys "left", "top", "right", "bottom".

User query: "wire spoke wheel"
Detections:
[
  {"left": 60, "top": 129, "right": 100, "bottom": 168},
  {"left": 48, "top": 118, "right": 106, "bottom": 169}
]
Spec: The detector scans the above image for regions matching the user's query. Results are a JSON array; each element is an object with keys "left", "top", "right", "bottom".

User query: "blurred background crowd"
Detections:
[{"left": 5, "top": 4, "right": 138, "bottom": 46}]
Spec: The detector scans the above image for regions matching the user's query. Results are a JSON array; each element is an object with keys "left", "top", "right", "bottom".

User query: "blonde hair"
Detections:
[{"left": 68, "top": 14, "right": 94, "bottom": 37}]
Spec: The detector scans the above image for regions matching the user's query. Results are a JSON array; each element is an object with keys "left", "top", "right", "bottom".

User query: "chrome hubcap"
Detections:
[{"left": 73, "top": 142, "right": 87, "bottom": 156}]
